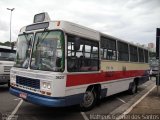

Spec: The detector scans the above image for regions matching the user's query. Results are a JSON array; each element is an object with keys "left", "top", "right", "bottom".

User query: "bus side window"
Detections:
[
  {"left": 67, "top": 34, "right": 99, "bottom": 72},
  {"left": 101, "top": 37, "right": 117, "bottom": 60},
  {"left": 138, "top": 48, "right": 144, "bottom": 62},
  {"left": 117, "top": 41, "right": 129, "bottom": 61},
  {"left": 130, "top": 45, "right": 138, "bottom": 62}
]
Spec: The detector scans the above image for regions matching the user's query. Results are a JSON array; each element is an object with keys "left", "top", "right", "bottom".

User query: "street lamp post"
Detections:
[{"left": 7, "top": 8, "right": 15, "bottom": 47}]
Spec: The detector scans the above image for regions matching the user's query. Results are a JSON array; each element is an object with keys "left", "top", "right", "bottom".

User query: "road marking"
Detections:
[
  {"left": 116, "top": 97, "right": 126, "bottom": 103},
  {"left": 7, "top": 99, "right": 23, "bottom": 120},
  {"left": 14, "top": 98, "right": 22, "bottom": 101},
  {"left": 81, "top": 112, "right": 89, "bottom": 120},
  {"left": 116, "top": 85, "right": 156, "bottom": 120}
]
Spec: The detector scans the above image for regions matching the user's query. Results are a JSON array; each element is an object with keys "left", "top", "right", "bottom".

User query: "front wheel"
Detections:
[{"left": 80, "top": 90, "right": 97, "bottom": 111}]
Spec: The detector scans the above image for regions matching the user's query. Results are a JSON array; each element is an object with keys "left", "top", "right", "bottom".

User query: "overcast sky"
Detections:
[{"left": 0, "top": 0, "right": 160, "bottom": 45}]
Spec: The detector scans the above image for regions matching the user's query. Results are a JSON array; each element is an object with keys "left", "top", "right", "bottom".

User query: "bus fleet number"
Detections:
[{"left": 56, "top": 76, "right": 64, "bottom": 79}]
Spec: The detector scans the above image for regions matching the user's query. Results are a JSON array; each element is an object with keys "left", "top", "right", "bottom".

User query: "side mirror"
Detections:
[{"left": 74, "top": 37, "right": 80, "bottom": 51}]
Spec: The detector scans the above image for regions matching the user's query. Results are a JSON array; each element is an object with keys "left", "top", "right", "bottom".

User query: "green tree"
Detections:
[{"left": 0, "top": 41, "right": 15, "bottom": 47}]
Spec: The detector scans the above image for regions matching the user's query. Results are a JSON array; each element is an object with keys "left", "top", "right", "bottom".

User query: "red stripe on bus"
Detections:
[{"left": 66, "top": 70, "right": 148, "bottom": 87}]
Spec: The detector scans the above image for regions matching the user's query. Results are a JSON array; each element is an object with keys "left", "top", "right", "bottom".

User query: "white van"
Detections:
[{"left": 0, "top": 45, "right": 16, "bottom": 86}]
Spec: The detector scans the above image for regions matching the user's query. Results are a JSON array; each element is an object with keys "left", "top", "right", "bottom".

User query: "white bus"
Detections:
[
  {"left": 0, "top": 45, "right": 16, "bottom": 86},
  {"left": 10, "top": 12, "right": 149, "bottom": 111}
]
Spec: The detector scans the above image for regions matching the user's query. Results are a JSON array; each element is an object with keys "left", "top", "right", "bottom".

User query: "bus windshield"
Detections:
[
  {"left": 30, "top": 31, "right": 64, "bottom": 72},
  {"left": 14, "top": 33, "right": 33, "bottom": 68}
]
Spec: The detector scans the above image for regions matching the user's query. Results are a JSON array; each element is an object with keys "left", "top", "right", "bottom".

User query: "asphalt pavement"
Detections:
[
  {"left": 129, "top": 86, "right": 160, "bottom": 114},
  {"left": 0, "top": 78, "right": 157, "bottom": 120}
]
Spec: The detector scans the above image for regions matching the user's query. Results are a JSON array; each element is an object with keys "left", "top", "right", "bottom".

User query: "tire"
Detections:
[
  {"left": 8, "top": 82, "right": 10, "bottom": 87},
  {"left": 80, "top": 89, "right": 97, "bottom": 111},
  {"left": 128, "top": 81, "right": 137, "bottom": 95}
]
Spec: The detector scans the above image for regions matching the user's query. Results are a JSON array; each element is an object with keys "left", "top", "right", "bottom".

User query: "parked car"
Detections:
[{"left": 149, "top": 59, "right": 159, "bottom": 77}]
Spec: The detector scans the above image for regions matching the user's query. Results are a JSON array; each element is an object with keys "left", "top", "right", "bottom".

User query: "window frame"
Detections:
[
  {"left": 138, "top": 48, "right": 144, "bottom": 63},
  {"left": 100, "top": 36, "right": 117, "bottom": 60},
  {"left": 30, "top": 30, "right": 65, "bottom": 72},
  {"left": 129, "top": 45, "right": 138, "bottom": 62},
  {"left": 117, "top": 41, "right": 129, "bottom": 61},
  {"left": 67, "top": 34, "right": 100, "bottom": 72},
  {"left": 144, "top": 49, "right": 149, "bottom": 63}
]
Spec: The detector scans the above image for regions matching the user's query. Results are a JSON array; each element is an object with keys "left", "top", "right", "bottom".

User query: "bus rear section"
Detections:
[{"left": 10, "top": 12, "right": 150, "bottom": 111}]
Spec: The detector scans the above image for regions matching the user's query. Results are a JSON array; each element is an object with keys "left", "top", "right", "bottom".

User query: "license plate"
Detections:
[{"left": 19, "top": 93, "right": 27, "bottom": 99}]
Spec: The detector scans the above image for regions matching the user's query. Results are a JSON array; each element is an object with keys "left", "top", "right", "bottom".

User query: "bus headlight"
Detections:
[
  {"left": 10, "top": 74, "right": 16, "bottom": 83},
  {"left": 42, "top": 82, "right": 51, "bottom": 90},
  {"left": 47, "top": 84, "right": 51, "bottom": 89},
  {"left": 43, "top": 82, "right": 47, "bottom": 88}
]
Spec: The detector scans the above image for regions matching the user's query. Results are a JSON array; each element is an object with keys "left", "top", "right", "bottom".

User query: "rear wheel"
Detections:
[
  {"left": 80, "top": 89, "right": 97, "bottom": 111},
  {"left": 128, "top": 81, "right": 137, "bottom": 94}
]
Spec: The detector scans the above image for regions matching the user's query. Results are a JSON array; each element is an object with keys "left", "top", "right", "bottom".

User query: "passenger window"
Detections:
[
  {"left": 138, "top": 48, "right": 144, "bottom": 62},
  {"left": 144, "top": 50, "right": 148, "bottom": 63},
  {"left": 101, "top": 37, "right": 117, "bottom": 60},
  {"left": 117, "top": 41, "right": 129, "bottom": 61},
  {"left": 130, "top": 45, "right": 138, "bottom": 62},
  {"left": 67, "top": 35, "right": 99, "bottom": 72}
]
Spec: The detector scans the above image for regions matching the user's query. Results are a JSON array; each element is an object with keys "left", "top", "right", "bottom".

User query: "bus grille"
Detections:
[
  {"left": 4, "top": 66, "right": 12, "bottom": 72},
  {"left": 16, "top": 76, "right": 40, "bottom": 89}
]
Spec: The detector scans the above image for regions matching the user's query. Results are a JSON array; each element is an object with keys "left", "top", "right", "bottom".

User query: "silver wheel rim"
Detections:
[{"left": 81, "top": 91, "right": 94, "bottom": 108}]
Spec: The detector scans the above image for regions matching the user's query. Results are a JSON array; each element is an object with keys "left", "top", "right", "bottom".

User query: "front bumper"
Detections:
[{"left": 9, "top": 87, "right": 66, "bottom": 107}]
